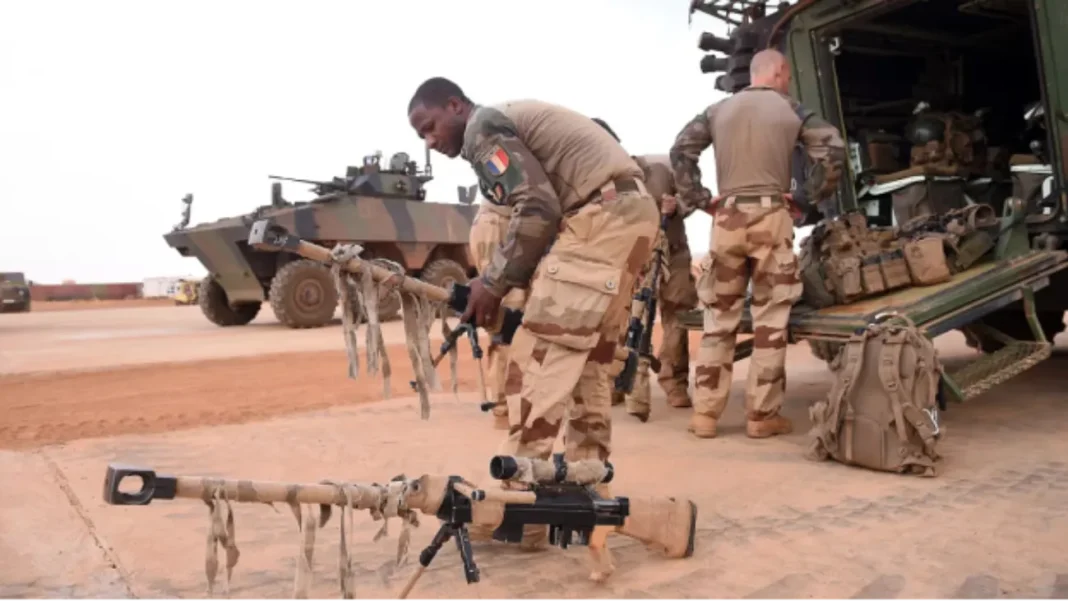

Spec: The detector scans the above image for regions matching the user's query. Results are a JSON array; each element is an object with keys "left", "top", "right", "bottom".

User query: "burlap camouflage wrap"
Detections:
[{"left": 469, "top": 200, "right": 528, "bottom": 425}]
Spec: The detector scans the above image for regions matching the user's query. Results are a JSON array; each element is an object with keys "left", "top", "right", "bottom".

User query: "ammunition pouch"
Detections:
[{"left": 903, "top": 236, "right": 953, "bottom": 285}]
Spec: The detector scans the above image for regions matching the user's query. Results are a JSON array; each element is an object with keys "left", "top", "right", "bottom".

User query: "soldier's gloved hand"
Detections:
[{"left": 460, "top": 277, "right": 503, "bottom": 329}]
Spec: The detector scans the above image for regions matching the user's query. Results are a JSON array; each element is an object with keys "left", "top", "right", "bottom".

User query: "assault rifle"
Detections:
[
  {"left": 247, "top": 219, "right": 641, "bottom": 395},
  {"left": 615, "top": 215, "right": 669, "bottom": 394},
  {"left": 102, "top": 455, "right": 697, "bottom": 598}
]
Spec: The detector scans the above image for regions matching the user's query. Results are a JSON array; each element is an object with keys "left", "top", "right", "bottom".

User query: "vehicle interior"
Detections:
[{"left": 823, "top": 0, "right": 1054, "bottom": 226}]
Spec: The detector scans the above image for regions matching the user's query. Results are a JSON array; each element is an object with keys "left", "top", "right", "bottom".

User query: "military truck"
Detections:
[
  {"left": 164, "top": 151, "right": 479, "bottom": 329},
  {"left": 0, "top": 272, "right": 31, "bottom": 313},
  {"left": 681, "top": 0, "right": 1068, "bottom": 403}
]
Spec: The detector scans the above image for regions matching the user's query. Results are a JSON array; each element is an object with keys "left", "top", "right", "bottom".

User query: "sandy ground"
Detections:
[{"left": 2, "top": 302, "right": 1068, "bottom": 598}]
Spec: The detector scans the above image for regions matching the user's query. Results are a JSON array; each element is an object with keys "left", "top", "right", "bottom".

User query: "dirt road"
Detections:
[{"left": 2, "top": 302, "right": 1068, "bottom": 598}]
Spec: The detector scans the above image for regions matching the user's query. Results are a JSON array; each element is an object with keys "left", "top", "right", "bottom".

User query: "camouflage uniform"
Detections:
[
  {"left": 670, "top": 86, "right": 845, "bottom": 439},
  {"left": 462, "top": 99, "right": 660, "bottom": 464},
  {"left": 468, "top": 199, "right": 528, "bottom": 430},
  {"left": 611, "top": 155, "right": 698, "bottom": 421}
]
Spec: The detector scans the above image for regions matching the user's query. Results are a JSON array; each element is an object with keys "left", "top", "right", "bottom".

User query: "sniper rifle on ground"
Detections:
[
  {"left": 247, "top": 219, "right": 645, "bottom": 396},
  {"left": 102, "top": 455, "right": 697, "bottom": 598}
]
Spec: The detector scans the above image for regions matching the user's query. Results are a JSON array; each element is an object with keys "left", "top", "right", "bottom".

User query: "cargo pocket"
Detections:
[
  {"left": 769, "top": 247, "right": 803, "bottom": 305},
  {"left": 521, "top": 254, "right": 623, "bottom": 350},
  {"left": 695, "top": 253, "right": 718, "bottom": 308}
]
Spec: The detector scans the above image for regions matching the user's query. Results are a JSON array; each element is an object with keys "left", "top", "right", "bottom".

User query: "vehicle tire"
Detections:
[
  {"left": 198, "top": 276, "right": 261, "bottom": 326},
  {"left": 961, "top": 309, "right": 1066, "bottom": 353},
  {"left": 807, "top": 339, "right": 844, "bottom": 365},
  {"left": 420, "top": 258, "right": 469, "bottom": 317},
  {"left": 269, "top": 259, "right": 338, "bottom": 329}
]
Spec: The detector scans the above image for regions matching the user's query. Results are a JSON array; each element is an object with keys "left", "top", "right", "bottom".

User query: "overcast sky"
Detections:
[{"left": 0, "top": 0, "right": 732, "bottom": 284}]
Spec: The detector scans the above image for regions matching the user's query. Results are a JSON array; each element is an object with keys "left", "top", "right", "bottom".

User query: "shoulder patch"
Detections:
[{"left": 484, "top": 147, "right": 510, "bottom": 177}]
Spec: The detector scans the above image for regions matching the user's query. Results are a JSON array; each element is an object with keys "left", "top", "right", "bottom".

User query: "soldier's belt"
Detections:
[
  {"left": 724, "top": 194, "right": 785, "bottom": 207},
  {"left": 594, "top": 176, "right": 644, "bottom": 203}
]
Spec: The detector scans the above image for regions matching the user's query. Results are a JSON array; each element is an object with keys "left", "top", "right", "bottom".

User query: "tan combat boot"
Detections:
[
  {"left": 665, "top": 388, "right": 692, "bottom": 408},
  {"left": 746, "top": 414, "right": 793, "bottom": 438},
  {"left": 611, "top": 390, "right": 625, "bottom": 406},
  {"left": 687, "top": 413, "right": 718, "bottom": 438},
  {"left": 491, "top": 404, "right": 509, "bottom": 431}
]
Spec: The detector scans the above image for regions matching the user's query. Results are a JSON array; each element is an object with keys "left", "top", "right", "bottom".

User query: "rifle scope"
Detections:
[{"left": 489, "top": 454, "right": 614, "bottom": 485}]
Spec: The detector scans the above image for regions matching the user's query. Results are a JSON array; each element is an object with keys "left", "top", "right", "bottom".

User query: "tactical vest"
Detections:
[{"left": 806, "top": 314, "right": 944, "bottom": 477}]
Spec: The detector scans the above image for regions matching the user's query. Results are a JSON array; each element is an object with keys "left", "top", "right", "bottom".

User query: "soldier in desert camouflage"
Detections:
[
  {"left": 669, "top": 49, "right": 846, "bottom": 439},
  {"left": 468, "top": 195, "right": 527, "bottom": 430},
  {"left": 592, "top": 118, "right": 699, "bottom": 422},
  {"left": 408, "top": 78, "right": 660, "bottom": 546}
]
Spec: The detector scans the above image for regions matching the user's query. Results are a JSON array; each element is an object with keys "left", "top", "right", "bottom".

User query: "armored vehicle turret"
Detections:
[{"left": 164, "top": 151, "right": 479, "bottom": 329}]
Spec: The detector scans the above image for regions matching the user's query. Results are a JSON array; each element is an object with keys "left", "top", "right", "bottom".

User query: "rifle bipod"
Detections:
[
  {"left": 409, "top": 320, "right": 494, "bottom": 412},
  {"left": 399, "top": 520, "right": 479, "bottom": 598}
]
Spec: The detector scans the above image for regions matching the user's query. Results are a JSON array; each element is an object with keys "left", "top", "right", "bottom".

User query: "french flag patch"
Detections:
[{"left": 485, "top": 147, "right": 510, "bottom": 176}]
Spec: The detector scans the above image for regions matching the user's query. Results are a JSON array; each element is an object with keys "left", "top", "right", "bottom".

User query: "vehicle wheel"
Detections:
[
  {"left": 807, "top": 339, "right": 844, "bottom": 364},
  {"left": 961, "top": 310, "right": 1066, "bottom": 353},
  {"left": 269, "top": 259, "right": 338, "bottom": 328},
  {"left": 420, "top": 258, "right": 469, "bottom": 317},
  {"left": 198, "top": 276, "right": 261, "bottom": 326}
]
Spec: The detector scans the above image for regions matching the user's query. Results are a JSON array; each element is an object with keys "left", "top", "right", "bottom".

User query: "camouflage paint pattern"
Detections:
[
  {"left": 501, "top": 180, "right": 660, "bottom": 461},
  {"left": 619, "top": 156, "right": 698, "bottom": 418},
  {"left": 164, "top": 153, "right": 478, "bottom": 306},
  {"left": 468, "top": 200, "right": 527, "bottom": 424},
  {"left": 694, "top": 198, "right": 803, "bottom": 426},
  {"left": 461, "top": 101, "right": 644, "bottom": 297}
]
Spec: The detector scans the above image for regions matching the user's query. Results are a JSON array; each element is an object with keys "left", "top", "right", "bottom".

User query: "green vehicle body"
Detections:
[
  {"left": 164, "top": 151, "right": 480, "bottom": 329},
  {"left": 683, "top": 0, "right": 1068, "bottom": 401},
  {"left": 0, "top": 272, "right": 31, "bottom": 313}
]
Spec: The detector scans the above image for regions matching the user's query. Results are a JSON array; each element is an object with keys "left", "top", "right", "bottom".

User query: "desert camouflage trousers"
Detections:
[
  {"left": 469, "top": 202, "right": 527, "bottom": 425},
  {"left": 612, "top": 234, "right": 698, "bottom": 419},
  {"left": 694, "top": 197, "right": 802, "bottom": 421},
  {"left": 501, "top": 178, "right": 660, "bottom": 462}
]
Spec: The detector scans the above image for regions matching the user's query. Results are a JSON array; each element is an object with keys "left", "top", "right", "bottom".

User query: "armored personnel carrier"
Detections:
[
  {"left": 164, "top": 151, "right": 479, "bottom": 329},
  {"left": 0, "top": 272, "right": 31, "bottom": 313},
  {"left": 682, "top": 0, "right": 1068, "bottom": 404}
]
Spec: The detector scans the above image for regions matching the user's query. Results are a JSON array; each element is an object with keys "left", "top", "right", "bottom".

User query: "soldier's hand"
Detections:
[
  {"left": 661, "top": 194, "right": 678, "bottom": 216},
  {"left": 461, "top": 277, "right": 503, "bottom": 329}
]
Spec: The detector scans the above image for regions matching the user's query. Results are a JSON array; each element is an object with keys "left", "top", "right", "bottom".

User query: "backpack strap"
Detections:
[
  {"left": 837, "top": 327, "right": 878, "bottom": 462},
  {"left": 879, "top": 326, "right": 941, "bottom": 469},
  {"left": 877, "top": 328, "right": 913, "bottom": 446}
]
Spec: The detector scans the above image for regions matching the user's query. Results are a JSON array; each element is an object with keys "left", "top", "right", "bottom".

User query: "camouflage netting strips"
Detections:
[
  {"left": 327, "top": 243, "right": 461, "bottom": 420},
  {"left": 201, "top": 475, "right": 421, "bottom": 599}
]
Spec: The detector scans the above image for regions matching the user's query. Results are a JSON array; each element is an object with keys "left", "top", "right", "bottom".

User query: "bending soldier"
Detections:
[
  {"left": 592, "top": 118, "right": 698, "bottom": 422},
  {"left": 408, "top": 78, "right": 660, "bottom": 545},
  {"left": 669, "top": 49, "right": 845, "bottom": 439},
  {"left": 467, "top": 196, "right": 527, "bottom": 430}
]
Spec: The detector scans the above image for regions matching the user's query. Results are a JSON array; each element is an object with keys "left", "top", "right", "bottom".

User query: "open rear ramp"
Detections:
[{"left": 679, "top": 249, "right": 1068, "bottom": 402}]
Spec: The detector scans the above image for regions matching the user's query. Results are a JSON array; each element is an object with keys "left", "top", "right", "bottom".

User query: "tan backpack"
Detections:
[{"left": 806, "top": 313, "right": 945, "bottom": 477}]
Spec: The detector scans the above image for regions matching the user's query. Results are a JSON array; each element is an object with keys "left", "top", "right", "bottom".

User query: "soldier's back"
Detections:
[{"left": 710, "top": 87, "right": 806, "bottom": 197}]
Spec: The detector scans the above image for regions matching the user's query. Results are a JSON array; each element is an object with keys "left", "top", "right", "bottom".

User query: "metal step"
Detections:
[{"left": 947, "top": 340, "right": 1052, "bottom": 401}]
